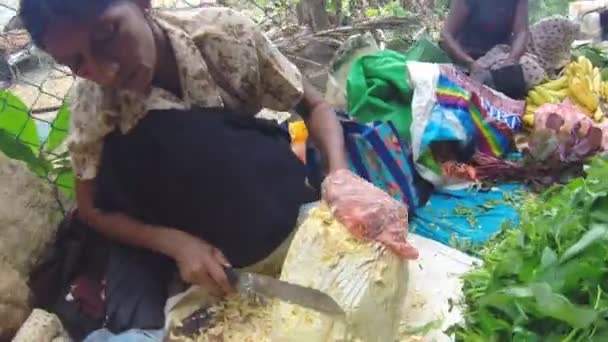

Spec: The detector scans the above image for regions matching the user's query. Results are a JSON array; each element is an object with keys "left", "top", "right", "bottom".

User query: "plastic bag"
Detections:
[
  {"left": 534, "top": 101, "right": 593, "bottom": 134},
  {"left": 322, "top": 169, "right": 419, "bottom": 259},
  {"left": 346, "top": 40, "right": 451, "bottom": 143},
  {"left": 407, "top": 62, "right": 525, "bottom": 187},
  {"left": 533, "top": 100, "right": 608, "bottom": 152}
]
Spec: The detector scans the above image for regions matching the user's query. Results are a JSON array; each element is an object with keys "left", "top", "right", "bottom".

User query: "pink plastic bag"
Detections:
[
  {"left": 322, "top": 169, "right": 419, "bottom": 259},
  {"left": 534, "top": 101, "right": 593, "bottom": 134},
  {"left": 533, "top": 100, "right": 608, "bottom": 151}
]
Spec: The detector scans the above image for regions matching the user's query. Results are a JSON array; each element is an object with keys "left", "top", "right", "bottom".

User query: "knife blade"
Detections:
[{"left": 223, "top": 266, "right": 344, "bottom": 316}]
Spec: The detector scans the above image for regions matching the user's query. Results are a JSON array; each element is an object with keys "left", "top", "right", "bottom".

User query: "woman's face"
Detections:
[{"left": 42, "top": 0, "right": 157, "bottom": 94}]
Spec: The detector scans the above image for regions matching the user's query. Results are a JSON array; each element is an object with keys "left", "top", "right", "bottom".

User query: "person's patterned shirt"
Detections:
[{"left": 67, "top": 7, "right": 303, "bottom": 180}]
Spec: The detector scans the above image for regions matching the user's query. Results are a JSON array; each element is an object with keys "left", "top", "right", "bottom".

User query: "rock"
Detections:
[
  {"left": 0, "top": 264, "right": 30, "bottom": 341},
  {"left": 0, "top": 151, "right": 61, "bottom": 340},
  {"left": 0, "top": 151, "right": 63, "bottom": 278},
  {"left": 12, "top": 309, "right": 70, "bottom": 342}
]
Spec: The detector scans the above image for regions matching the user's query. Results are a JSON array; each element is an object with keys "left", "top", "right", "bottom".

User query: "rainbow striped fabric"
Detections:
[
  {"left": 435, "top": 74, "right": 513, "bottom": 157},
  {"left": 408, "top": 63, "right": 524, "bottom": 187}
]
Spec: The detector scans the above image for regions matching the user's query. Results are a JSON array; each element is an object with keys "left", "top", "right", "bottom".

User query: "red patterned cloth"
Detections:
[{"left": 69, "top": 276, "right": 105, "bottom": 320}]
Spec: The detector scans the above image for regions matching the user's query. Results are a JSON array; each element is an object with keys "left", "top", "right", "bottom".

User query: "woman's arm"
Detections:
[
  {"left": 507, "top": 0, "right": 530, "bottom": 63},
  {"left": 76, "top": 179, "right": 180, "bottom": 255},
  {"left": 441, "top": 0, "right": 475, "bottom": 67},
  {"left": 195, "top": 9, "right": 348, "bottom": 173},
  {"left": 296, "top": 80, "right": 349, "bottom": 173},
  {"left": 75, "top": 179, "right": 232, "bottom": 296}
]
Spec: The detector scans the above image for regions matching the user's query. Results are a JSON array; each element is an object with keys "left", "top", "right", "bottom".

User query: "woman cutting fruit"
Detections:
[{"left": 19, "top": 0, "right": 417, "bottom": 339}]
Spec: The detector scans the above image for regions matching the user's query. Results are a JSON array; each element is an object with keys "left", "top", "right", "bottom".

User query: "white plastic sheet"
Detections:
[{"left": 399, "top": 234, "right": 479, "bottom": 341}]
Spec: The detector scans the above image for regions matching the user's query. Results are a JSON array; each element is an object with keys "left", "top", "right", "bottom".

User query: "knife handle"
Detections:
[{"left": 223, "top": 265, "right": 239, "bottom": 287}]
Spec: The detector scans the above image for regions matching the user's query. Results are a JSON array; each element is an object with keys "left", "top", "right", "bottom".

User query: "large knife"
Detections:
[{"left": 223, "top": 266, "right": 345, "bottom": 316}]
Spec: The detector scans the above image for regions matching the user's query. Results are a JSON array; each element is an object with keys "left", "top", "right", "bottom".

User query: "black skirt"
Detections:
[
  {"left": 96, "top": 107, "right": 318, "bottom": 267},
  {"left": 94, "top": 108, "right": 319, "bottom": 332}
]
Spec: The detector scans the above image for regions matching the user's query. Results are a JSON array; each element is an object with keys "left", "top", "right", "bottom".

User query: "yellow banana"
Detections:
[
  {"left": 602, "top": 82, "right": 608, "bottom": 99},
  {"left": 586, "top": 58, "right": 595, "bottom": 75},
  {"left": 527, "top": 90, "right": 546, "bottom": 106},
  {"left": 566, "top": 62, "right": 580, "bottom": 78},
  {"left": 587, "top": 76, "right": 595, "bottom": 95},
  {"left": 578, "top": 56, "right": 594, "bottom": 75},
  {"left": 571, "top": 99, "right": 593, "bottom": 116},
  {"left": 522, "top": 114, "right": 535, "bottom": 128},
  {"left": 594, "top": 106, "right": 605, "bottom": 122},
  {"left": 526, "top": 103, "right": 538, "bottom": 112},
  {"left": 540, "top": 76, "right": 568, "bottom": 91},
  {"left": 544, "top": 88, "right": 569, "bottom": 100},
  {"left": 569, "top": 77, "right": 598, "bottom": 113},
  {"left": 574, "top": 59, "right": 583, "bottom": 75},
  {"left": 536, "top": 87, "right": 560, "bottom": 104},
  {"left": 593, "top": 68, "right": 602, "bottom": 94}
]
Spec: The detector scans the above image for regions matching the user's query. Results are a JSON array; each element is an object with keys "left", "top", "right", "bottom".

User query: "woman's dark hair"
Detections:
[{"left": 19, "top": 0, "right": 120, "bottom": 46}]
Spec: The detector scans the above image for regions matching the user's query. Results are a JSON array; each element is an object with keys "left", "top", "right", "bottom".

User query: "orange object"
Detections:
[
  {"left": 289, "top": 121, "right": 308, "bottom": 163},
  {"left": 442, "top": 161, "right": 479, "bottom": 182}
]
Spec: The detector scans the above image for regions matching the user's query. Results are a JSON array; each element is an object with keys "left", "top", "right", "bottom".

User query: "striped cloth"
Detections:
[
  {"left": 436, "top": 71, "right": 515, "bottom": 157},
  {"left": 408, "top": 62, "right": 524, "bottom": 188}
]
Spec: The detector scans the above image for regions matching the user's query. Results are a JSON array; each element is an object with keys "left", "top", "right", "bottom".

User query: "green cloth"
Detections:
[{"left": 346, "top": 37, "right": 451, "bottom": 142}]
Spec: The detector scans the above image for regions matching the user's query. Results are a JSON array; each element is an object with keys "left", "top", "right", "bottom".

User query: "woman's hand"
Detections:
[
  {"left": 440, "top": 0, "right": 476, "bottom": 66},
  {"left": 171, "top": 232, "right": 234, "bottom": 297},
  {"left": 469, "top": 60, "right": 487, "bottom": 76},
  {"left": 297, "top": 80, "right": 349, "bottom": 173},
  {"left": 76, "top": 180, "right": 234, "bottom": 296}
]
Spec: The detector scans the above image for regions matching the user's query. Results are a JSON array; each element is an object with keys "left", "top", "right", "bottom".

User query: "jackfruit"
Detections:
[{"left": 271, "top": 204, "right": 408, "bottom": 342}]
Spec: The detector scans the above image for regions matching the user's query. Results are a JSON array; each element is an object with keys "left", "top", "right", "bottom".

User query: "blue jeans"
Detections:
[{"left": 83, "top": 329, "right": 164, "bottom": 342}]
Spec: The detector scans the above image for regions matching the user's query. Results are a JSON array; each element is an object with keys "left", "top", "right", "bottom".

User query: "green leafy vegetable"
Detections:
[
  {"left": 0, "top": 90, "right": 41, "bottom": 149},
  {"left": 0, "top": 91, "right": 74, "bottom": 197},
  {"left": 0, "top": 128, "right": 48, "bottom": 175},
  {"left": 449, "top": 157, "right": 608, "bottom": 341},
  {"left": 44, "top": 102, "right": 70, "bottom": 152}
]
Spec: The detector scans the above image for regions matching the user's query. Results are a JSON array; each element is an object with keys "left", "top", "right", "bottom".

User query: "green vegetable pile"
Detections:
[{"left": 449, "top": 157, "right": 608, "bottom": 342}]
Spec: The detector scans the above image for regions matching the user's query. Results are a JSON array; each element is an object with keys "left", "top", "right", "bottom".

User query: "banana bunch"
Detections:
[
  {"left": 526, "top": 76, "right": 569, "bottom": 107},
  {"left": 522, "top": 108, "right": 535, "bottom": 128},
  {"left": 601, "top": 81, "right": 608, "bottom": 100},
  {"left": 564, "top": 56, "right": 605, "bottom": 122},
  {"left": 525, "top": 56, "right": 606, "bottom": 127},
  {"left": 524, "top": 76, "right": 569, "bottom": 128}
]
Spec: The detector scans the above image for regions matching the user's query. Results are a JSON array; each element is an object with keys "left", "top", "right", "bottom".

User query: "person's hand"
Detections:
[
  {"left": 171, "top": 232, "right": 233, "bottom": 297},
  {"left": 468, "top": 60, "right": 486, "bottom": 77},
  {"left": 501, "top": 56, "right": 520, "bottom": 67}
]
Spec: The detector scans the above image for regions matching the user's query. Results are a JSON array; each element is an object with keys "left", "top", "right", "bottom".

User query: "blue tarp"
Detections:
[{"left": 411, "top": 183, "right": 523, "bottom": 247}]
